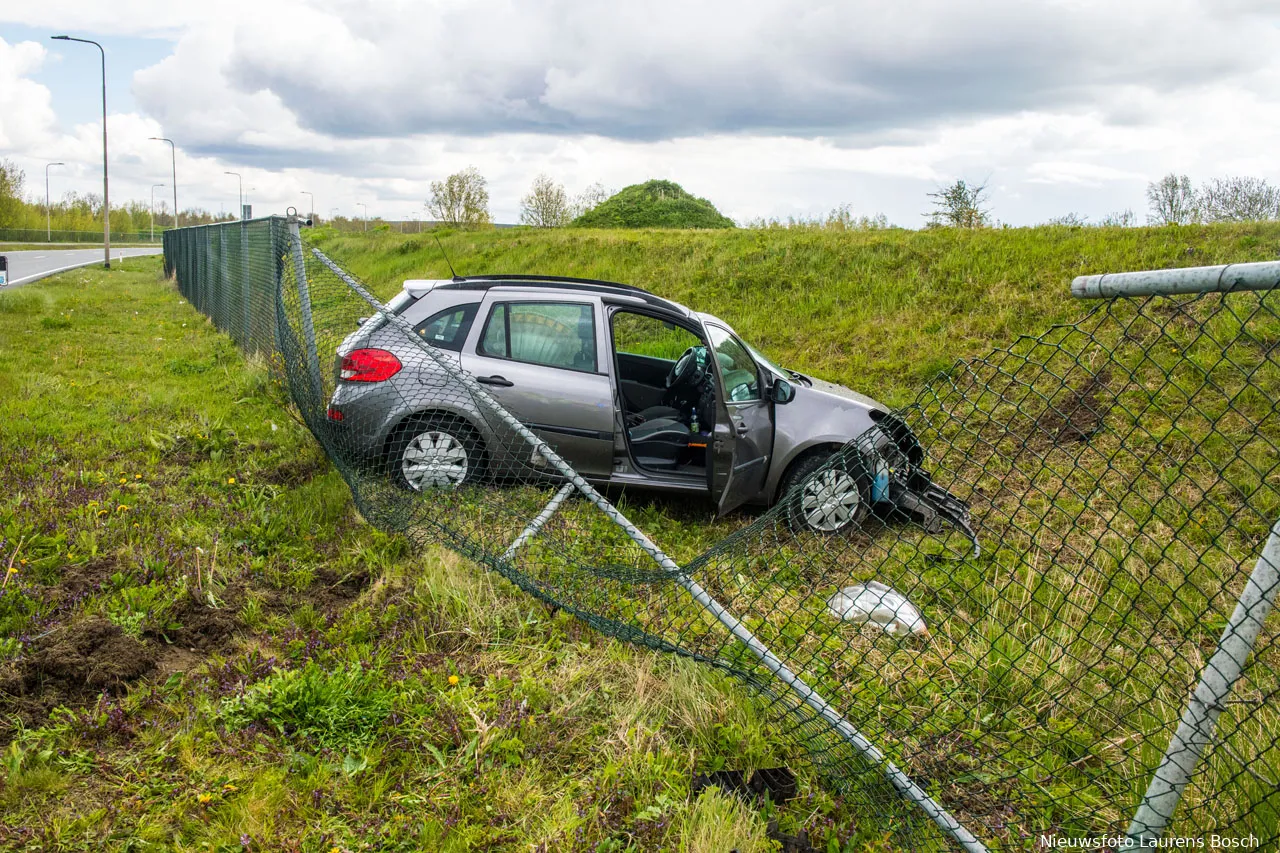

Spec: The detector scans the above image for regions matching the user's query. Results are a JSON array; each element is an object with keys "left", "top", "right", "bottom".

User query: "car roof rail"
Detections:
[{"left": 439, "top": 275, "right": 689, "bottom": 316}]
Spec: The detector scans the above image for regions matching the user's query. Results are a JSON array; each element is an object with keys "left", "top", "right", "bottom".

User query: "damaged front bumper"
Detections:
[{"left": 882, "top": 476, "right": 980, "bottom": 558}]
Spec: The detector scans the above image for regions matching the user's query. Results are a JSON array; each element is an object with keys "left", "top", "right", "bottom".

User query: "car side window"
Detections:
[
  {"left": 414, "top": 303, "right": 479, "bottom": 351},
  {"left": 706, "top": 325, "right": 761, "bottom": 402},
  {"left": 479, "top": 302, "right": 597, "bottom": 372}
]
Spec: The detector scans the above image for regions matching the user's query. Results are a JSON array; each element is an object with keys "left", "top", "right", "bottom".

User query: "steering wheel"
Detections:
[{"left": 665, "top": 346, "right": 708, "bottom": 393}]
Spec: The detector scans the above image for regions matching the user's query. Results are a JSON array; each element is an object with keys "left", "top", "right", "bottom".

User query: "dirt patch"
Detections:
[
  {"left": 27, "top": 556, "right": 121, "bottom": 616},
  {"left": 310, "top": 567, "right": 370, "bottom": 615},
  {"left": 153, "top": 591, "right": 242, "bottom": 651},
  {"left": 903, "top": 731, "right": 1025, "bottom": 844},
  {"left": 1034, "top": 369, "right": 1112, "bottom": 445},
  {"left": 258, "top": 454, "right": 330, "bottom": 487},
  {"left": 0, "top": 618, "right": 158, "bottom": 736}
]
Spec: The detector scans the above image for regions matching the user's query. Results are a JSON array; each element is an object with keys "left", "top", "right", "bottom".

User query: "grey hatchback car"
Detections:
[{"left": 325, "top": 274, "right": 972, "bottom": 538}]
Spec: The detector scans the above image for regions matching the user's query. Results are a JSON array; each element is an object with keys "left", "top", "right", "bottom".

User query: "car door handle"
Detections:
[
  {"left": 735, "top": 421, "right": 750, "bottom": 437},
  {"left": 476, "top": 375, "right": 514, "bottom": 387}
]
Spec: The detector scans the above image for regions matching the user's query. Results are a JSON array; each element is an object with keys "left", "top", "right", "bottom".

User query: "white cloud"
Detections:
[
  {"left": 0, "top": 39, "right": 57, "bottom": 151},
  {"left": 2, "top": 2, "right": 1280, "bottom": 225}
]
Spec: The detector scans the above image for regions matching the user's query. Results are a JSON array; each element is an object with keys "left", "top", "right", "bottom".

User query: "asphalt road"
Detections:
[{"left": 0, "top": 247, "right": 163, "bottom": 289}]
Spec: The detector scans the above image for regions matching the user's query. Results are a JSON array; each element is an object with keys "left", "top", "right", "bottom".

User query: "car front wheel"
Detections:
[
  {"left": 389, "top": 417, "right": 482, "bottom": 491},
  {"left": 780, "top": 451, "right": 871, "bottom": 534}
]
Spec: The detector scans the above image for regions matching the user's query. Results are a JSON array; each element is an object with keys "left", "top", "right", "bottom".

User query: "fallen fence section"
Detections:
[{"left": 165, "top": 219, "right": 1280, "bottom": 851}]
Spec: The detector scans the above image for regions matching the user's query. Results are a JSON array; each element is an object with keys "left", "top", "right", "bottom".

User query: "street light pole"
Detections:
[
  {"left": 150, "top": 183, "right": 165, "bottom": 242},
  {"left": 51, "top": 35, "right": 109, "bottom": 268},
  {"left": 45, "top": 161, "right": 65, "bottom": 242},
  {"left": 302, "top": 191, "right": 314, "bottom": 221},
  {"left": 149, "top": 137, "right": 178, "bottom": 228},
  {"left": 357, "top": 202, "right": 368, "bottom": 231},
  {"left": 224, "top": 172, "right": 242, "bottom": 218}
]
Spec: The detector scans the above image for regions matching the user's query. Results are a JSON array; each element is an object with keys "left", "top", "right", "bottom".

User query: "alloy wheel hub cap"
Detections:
[
  {"left": 801, "top": 469, "right": 860, "bottom": 532},
  {"left": 402, "top": 431, "right": 469, "bottom": 490}
]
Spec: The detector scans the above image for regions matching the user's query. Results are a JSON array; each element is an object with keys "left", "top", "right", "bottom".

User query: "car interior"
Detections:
[{"left": 611, "top": 310, "right": 719, "bottom": 475}]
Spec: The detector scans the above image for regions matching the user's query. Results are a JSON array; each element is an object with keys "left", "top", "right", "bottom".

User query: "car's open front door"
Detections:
[{"left": 704, "top": 323, "right": 773, "bottom": 515}]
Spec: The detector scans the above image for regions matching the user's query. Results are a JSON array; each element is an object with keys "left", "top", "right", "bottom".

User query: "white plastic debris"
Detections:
[{"left": 827, "top": 581, "right": 928, "bottom": 637}]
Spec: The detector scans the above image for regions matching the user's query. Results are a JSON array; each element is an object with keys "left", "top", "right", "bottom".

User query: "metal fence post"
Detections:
[
  {"left": 1127, "top": 519, "right": 1280, "bottom": 842},
  {"left": 289, "top": 219, "right": 325, "bottom": 407}
]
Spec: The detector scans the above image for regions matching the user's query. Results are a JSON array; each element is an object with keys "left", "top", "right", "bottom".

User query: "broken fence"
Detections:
[{"left": 164, "top": 216, "right": 1280, "bottom": 851}]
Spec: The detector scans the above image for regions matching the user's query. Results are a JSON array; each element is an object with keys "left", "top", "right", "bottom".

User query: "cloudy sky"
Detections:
[{"left": 2, "top": 0, "right": 1279, "bottom": 226}]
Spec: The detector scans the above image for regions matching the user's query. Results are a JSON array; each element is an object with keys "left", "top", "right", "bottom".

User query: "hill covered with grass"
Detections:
[
  {"left": 313, "top": 221, "right": 1280, "bottom": 407},
  {"left": 571, "top": 180, "right": 736, "bottom": 229}
]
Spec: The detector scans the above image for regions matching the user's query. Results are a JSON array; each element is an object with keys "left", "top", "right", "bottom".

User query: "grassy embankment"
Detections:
[{"left": 2, "top": 222, "right": 1279, "bottom": 850}]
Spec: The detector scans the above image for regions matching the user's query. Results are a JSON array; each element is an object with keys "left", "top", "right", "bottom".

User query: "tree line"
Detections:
[{"left": 0, "top": 159, "right": 237, "bottom": 236}]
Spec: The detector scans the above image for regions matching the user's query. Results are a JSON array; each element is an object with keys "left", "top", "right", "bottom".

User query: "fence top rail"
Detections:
[
  {"left": 163, "top": 216, "right": 285, "bottom": 234},
  {"left": 1072, "top": 259, "right": 1280, "bottom": 299}
]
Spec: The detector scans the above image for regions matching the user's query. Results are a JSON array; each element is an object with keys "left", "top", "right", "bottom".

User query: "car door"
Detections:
[
  {"left": 703, "top": 322, "right": 774, "bottom": 514},
  {"left": 461, "top": 294, "right": 615, "bottom": 478}
]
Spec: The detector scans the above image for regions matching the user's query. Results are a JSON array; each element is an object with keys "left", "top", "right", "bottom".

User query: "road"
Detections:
[{"left": 0, "top": 247, "right": 163, "bottom": 289}]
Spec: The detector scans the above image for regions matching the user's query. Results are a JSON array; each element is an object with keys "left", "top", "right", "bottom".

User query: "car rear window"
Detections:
[{"left": 415, "top": 303, "right": 479, "bottom": 351}]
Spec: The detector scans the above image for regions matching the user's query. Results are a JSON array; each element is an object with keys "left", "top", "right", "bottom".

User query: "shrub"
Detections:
[{"left": 572, "top": 180, "right": 734, "bottom": 229}]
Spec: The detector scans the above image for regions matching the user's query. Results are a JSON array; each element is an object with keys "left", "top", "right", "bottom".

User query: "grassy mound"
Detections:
[
  {"left": 572, "top": 180, "right": 735, "bottom": 229},
  {"left": 313, "top": 221, "right": 1280, "bottom": 407}
]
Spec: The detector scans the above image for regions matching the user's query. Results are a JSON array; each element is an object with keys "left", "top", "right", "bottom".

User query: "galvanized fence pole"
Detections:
[
  {"left": 290, "top": 220, "right": 325, "bottom": 409},
  {"left": 1125, "top": 520, "right": 1280, "bottom": 843},
  {"left": 1072, "top": 261, "right": 1280, "bottom": 844}
]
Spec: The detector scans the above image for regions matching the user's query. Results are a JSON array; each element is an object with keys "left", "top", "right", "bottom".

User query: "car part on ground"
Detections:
[{"left": 826, "top": 581, "right": 929, "bottom": 637}]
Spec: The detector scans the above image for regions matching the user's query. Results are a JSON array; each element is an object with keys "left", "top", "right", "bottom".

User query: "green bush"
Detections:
[{"left": 572, "top": 180, "right": 735, "bottom": 229}]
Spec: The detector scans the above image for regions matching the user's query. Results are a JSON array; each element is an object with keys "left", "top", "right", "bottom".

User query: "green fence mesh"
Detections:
[{"left": 164, "top": 217, "right": 1280, "bottom": 850}]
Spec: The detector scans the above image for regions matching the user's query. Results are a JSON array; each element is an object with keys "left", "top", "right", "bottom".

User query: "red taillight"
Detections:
[
  {"left": 340, "top": 348, "right": 401, "bottom": 383},
  {"left": 326, "top": 406, "right": 344, "bottom": 422}
]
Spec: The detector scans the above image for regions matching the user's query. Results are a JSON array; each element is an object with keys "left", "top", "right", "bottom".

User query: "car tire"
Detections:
[
  {"left": 388, "top": 415, "right": 484, "bottom": 492},
  {"left": 779, "top": 450, "right": 871, "bottom": 534}
]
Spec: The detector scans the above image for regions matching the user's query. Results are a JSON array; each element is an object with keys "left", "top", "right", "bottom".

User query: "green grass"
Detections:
[{"left": 0, "top": 258, "right": 877, "bottom": 852}]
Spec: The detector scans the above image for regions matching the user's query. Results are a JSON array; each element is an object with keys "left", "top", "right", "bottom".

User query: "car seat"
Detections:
[{"left": 628, "top": 415, "right": 690, "bottom": 471}]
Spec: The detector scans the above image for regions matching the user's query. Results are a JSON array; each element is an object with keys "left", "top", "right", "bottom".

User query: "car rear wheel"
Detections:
[
  {"left": 389, "top": 416, "right": 483, "bottom": 491},
  {"left": 780, "top": 450, "right": 871, "bottom": 534}
]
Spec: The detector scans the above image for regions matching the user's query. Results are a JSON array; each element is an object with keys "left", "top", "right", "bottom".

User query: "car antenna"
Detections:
[{"left": 433, "top": 234, "right": 463, "bottom": 282}]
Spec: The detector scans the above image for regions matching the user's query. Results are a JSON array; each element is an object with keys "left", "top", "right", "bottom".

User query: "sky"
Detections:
[{"left": 2, "top": 0, "right": 1279, "bottom": 227}]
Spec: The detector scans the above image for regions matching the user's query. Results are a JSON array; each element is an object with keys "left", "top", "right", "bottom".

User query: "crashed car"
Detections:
[{"left": 325, "top": 274, "right": 974, "bottom": 540}]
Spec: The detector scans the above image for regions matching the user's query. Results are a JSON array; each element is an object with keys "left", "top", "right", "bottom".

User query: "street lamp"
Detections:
[
  {"left": 224, "top": 171, "right": 242, "bottom": 218},
  {"left": 150, "top": 183, "right": 166, "bottom": 243},
  {"left": 357, "top": 202, "right": 368, "bottom": 231},
  {"left": 301, "top": 191, "right": 314, "bottom": 220},
  {"left": 51, "top": 35, "right": 109, "bottom": 269},
  {"left": 45, "top": 162, "right": 65, "bottom": 242},
  {"left": 148, "top": 137, "right": 178, "bottom": 228}
]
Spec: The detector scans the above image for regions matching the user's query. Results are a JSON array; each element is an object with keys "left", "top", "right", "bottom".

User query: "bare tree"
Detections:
[
  {"left": 569, "top": 182, "right": 611, "bottom": 221},
  {"left": 427, "top": 166, "right": 491, "bottom": 226},
  {"left": 520, "top": 174, "right": 571, "bottom": 227},
  {"left": 1098, "top": 209, "right": 1136, "bottom": 228},
  {"left": 1046, "top": 212, "right": 1088, "bottom": 227},
  {"left": 925, "top": 179, "right": 990, "bottom": 228},
  {"left": 1146, "top": 174, "right": 1197, "bottom": 225},
  {"left": 1197, "top": 176, "right": 1280, "bottom": 223}
]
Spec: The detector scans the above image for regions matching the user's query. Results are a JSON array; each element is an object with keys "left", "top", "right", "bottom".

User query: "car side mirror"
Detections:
[{"left": 771, "top": 378, "right": 795, "bottom": 404}]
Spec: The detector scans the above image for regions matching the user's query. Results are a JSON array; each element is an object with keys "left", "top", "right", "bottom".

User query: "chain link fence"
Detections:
[
  {"left": 0, "top": 228, "right": 166, "bottom": 244},
  {"left": 165, "top": 217, "right": 1279, "bottom": 850}
]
